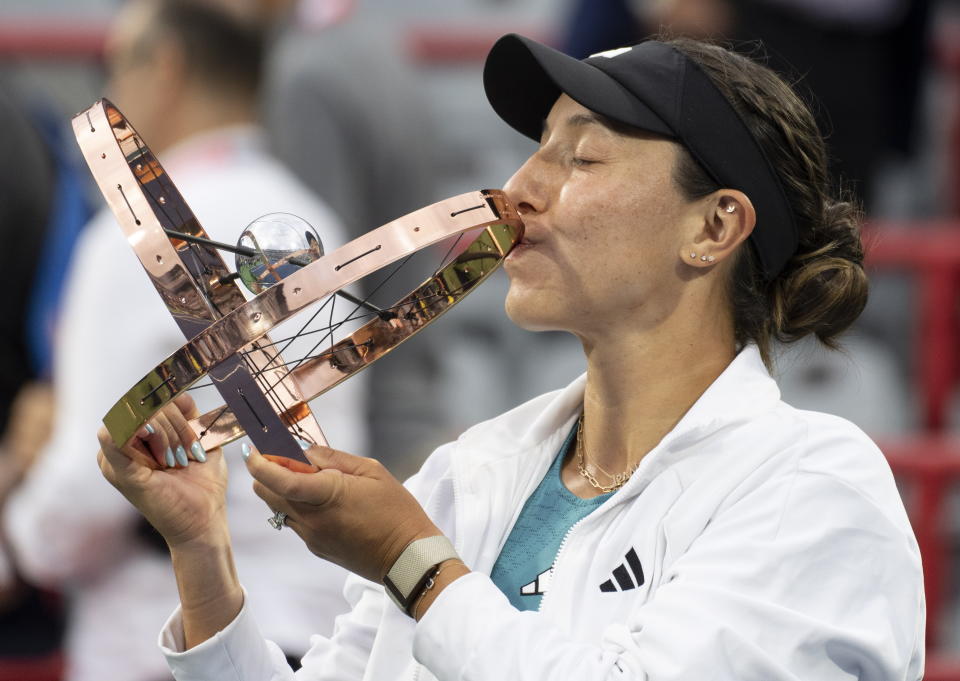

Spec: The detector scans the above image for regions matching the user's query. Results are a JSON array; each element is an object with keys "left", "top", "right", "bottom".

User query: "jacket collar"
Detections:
[
  {"left": 659, "top": 343, "right": 780, "bottom": 446},
  {"left": 621, "top": 344, "right": 780, "bottom": 496},
  {"left": 456, "top": 344, "right": 780, "bottom": 496}
]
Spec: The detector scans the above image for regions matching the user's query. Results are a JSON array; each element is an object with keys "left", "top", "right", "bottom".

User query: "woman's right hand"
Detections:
[
  {"left": 97, "top": 394, "right": 228, "bottom": 549},
  {"left": 99, "top": 394, "right": 244, "bottom": 649}
]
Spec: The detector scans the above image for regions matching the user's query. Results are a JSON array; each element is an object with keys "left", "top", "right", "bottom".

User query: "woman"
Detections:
[{"left": 97, "top": 34, "right": 924, "bottom": 680}]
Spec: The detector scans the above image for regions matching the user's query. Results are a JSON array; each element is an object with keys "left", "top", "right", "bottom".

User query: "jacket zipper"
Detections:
[{"left": 537, "top": 515, "right": 586, "bottom": 613}]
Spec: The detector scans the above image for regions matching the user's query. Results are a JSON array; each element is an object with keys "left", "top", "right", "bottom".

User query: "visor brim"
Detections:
[{"left": 483, "top": 34, "right": 674, "bottom": 142}]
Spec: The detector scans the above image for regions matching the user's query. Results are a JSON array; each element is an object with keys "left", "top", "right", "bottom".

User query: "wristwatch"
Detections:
[{"left": 382, "top": 535, "right": 459, "bottom": 615}]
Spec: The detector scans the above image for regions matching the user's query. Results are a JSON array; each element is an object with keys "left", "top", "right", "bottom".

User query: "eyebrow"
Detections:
[{"left": 541, "top": 112, "right": 611, "bottom": 137}]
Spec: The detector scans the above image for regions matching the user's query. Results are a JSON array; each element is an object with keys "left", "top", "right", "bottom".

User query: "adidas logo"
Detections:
[{"left": 600, "top": 547, "right": 644, "bottom": 593}]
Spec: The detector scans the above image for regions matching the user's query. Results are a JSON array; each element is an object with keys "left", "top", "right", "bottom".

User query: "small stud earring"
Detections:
[
  {"left": 690, "top": 252, "right": 697, "bottom": 259},
  {"left": 700, "top": 255, "right": 708, "bottom": 262},
  {"left": 724, "top": 204, "right": 736, "bottom": 213},
  {"left": 707, "top": 255, "right": 716, "bottom": 262}
]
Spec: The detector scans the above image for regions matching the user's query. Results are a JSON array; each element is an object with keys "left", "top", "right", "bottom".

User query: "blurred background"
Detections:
[{"left": 0, "top": 0, "right": 958, "bottom": 678}]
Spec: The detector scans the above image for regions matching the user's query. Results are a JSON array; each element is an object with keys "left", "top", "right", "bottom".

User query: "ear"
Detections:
[{"left": 678, "top": 189, "right": 756, "bottom": 271}]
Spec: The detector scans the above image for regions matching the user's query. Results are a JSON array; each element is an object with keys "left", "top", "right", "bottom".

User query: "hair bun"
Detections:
[{"left": 773, "top": 197, "right": 868, "bottom": 347}]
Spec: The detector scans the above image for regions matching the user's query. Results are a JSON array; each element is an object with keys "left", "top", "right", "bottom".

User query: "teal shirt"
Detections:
[{"left": 490, "top": 424, "right": 613, "bottom": 611}]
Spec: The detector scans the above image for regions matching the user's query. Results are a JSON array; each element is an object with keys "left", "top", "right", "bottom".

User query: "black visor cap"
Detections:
[
  {"left": 483, "top": 34, "right": 799, "bottom": 280},
  {"left": 483, "top": 34, "right": 675, "bottom": 141}
]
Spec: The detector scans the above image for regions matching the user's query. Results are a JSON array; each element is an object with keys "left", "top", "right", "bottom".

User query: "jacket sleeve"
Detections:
[
  {"left": 160, "top": 577, "right": 386, "bottom": 681},
  {"left": 156, "top": 442, "right": 460, "bottom": 681},
  {"left": 413, "top": 470, "right": 925, "bottom": 681}
]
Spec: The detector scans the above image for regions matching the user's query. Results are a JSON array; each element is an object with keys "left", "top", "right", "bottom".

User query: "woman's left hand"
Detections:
[{"left": 245, "top": 444, "right": 442, "bottom": 583}]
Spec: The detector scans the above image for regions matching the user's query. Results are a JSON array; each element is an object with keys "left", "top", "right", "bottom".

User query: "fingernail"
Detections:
[
  {"left": 145, "top": 423, "right": 155, "bottom": 434},
  {"left": 297, "top": 438, "right": 311, "bottom": 451},
  {"left": 191, "top": 441, "right": 207, "bottom": 463},
  {"left": 164, "top": 447, "right": 175, "bottom": 468},
  {"left": 241, "top": 442, "right": 251, "bottom": 460},
  {"left": 175, "top": 445, "right": 189, "bottom": 467}
]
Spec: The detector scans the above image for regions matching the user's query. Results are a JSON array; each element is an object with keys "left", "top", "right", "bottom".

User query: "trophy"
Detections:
[{"left": 73, "top": 99, "right": 523, "bottom": 463}]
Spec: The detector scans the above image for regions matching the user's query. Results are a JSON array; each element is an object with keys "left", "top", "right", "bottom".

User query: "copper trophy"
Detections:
[{"left": 73, "top": 99, "right": 523, "bottom": 463}]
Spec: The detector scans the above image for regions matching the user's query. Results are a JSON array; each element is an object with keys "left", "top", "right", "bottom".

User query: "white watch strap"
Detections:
[{"left": 382, "top": 535, "right": 459, "bottom": 613}]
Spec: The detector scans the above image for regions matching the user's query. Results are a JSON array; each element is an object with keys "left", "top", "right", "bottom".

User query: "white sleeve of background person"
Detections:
[
  {"left": 3, "top": 212, "right": 177, "bottom": 584},
  {"left": 413, "top": 433, "right": 924, "bottom": 680}
]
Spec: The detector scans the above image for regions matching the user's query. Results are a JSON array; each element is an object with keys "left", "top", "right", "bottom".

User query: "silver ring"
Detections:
[{"left": 267, "top": 510, "right": 288, "bottom": 530}]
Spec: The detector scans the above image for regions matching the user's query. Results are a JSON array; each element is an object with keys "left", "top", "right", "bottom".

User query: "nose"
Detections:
[{"left": 503, "top": 152, "right": 545, "bottom": 217}]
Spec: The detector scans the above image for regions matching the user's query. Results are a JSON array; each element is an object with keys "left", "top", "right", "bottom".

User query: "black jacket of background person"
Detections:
[
  {"left": 0, "top": 85, "right": 54, "bottom": 434},
  {"left": 0, "top": 83, "right": 65, "bottom": 667}
]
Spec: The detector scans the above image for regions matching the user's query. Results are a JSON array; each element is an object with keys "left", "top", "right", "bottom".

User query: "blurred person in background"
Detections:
[
  {"left": 257, "top": 0, "right": 443, "bottom": 477},
  {"left": 660, "top": 0, "right": 931, "bottom": 212},
  {"left": 258, "top": 1, "right": 589, "bottom": 468},
  {"left": 259, "top": 0, "right": 435, "bottom": 245},
  {"left": 260, "top": 1, "right": 589, "bottom": 473},
  {"left": 2, "top": 1, "right": 367, "bottom": 680},
  {"left": 0, "top": 83, "right": 68, "bottom": 681},
  {"left": 0, "top": 89, "right": 57, "bottom": 442}
]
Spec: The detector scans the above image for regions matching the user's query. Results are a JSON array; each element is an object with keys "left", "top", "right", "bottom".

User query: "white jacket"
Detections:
[{"left": 161, "top": 345, "right": 925, "bottom": 681}]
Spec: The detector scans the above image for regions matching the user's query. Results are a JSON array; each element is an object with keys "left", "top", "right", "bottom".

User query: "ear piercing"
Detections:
[
  {"left": 690, "top": 253, "right": 716, "bottom": 263},
  {"left": 724, "top": 204, "right": 736, "bottom": 213},
  {"left": 690, "top": 252, "right": 697, "bottom": 259}
]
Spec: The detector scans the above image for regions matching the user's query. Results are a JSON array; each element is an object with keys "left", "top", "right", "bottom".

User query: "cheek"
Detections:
[
  {"left": 555, "top": 187, "right": 643, "bottom": 257},
  {"left": 574, "top": 204, "right": 685, "bottom": 301},
  {"left": 554, "top": 181, "right": 622, "bottom": 246}
]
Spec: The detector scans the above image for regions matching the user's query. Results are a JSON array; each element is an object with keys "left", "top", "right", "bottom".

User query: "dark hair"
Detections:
[
  {"left": 149, "top": 0, "right": 265, "bottom": 99},
  {"left": 667, "top": 38, "right": 868, "bottom": 367}
]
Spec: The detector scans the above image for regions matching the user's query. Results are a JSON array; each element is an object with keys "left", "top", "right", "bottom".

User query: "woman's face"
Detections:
[{"left": 502, "top": 95, "right": 702, "bottom": 338}]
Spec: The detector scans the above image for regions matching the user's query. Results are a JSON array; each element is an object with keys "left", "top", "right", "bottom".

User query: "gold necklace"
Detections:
[{"left": 575, "top": 414, "right": 639, "bottom": 494}]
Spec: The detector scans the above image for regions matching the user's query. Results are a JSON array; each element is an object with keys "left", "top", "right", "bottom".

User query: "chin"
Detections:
[{"left": 504, "top": 288, "right": 568, "bottom": 332}]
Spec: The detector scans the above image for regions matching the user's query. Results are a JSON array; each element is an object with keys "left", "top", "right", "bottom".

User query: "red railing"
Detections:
[
  {"left": 866, "top": 224, "right": 960, "bottom": 677},
  {"left": 0, "top": 18, "right": 107, "bottom": 59}
]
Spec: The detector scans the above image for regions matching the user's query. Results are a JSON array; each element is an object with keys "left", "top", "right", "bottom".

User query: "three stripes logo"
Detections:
[{"left": 599, "top": 547, "right": 644, "bottom": 593}]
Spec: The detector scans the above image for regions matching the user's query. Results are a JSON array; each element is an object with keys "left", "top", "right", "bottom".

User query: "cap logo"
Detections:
[{"left": 589, "top": 46, "right": 633, "bottom": 59}]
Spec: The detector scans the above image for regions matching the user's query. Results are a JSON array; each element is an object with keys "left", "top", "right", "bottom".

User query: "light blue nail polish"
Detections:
[
  {"left": 175, "top": 445, "right": 188, "bottom": 467},
  {"left": 145, "top": 423, "right": 155, "bottom": 434},
  {"left": 191, "top": 441, "right": 207, "bottom": 463},
  {"left": 297, "top": 438, "right": 311, "bottom": 451},
  {"left": 241, "top": 442, "right": 251, "bottom": 460},
  {"left": 165, "top": 447, "right": 175, "bottom": 468}
]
